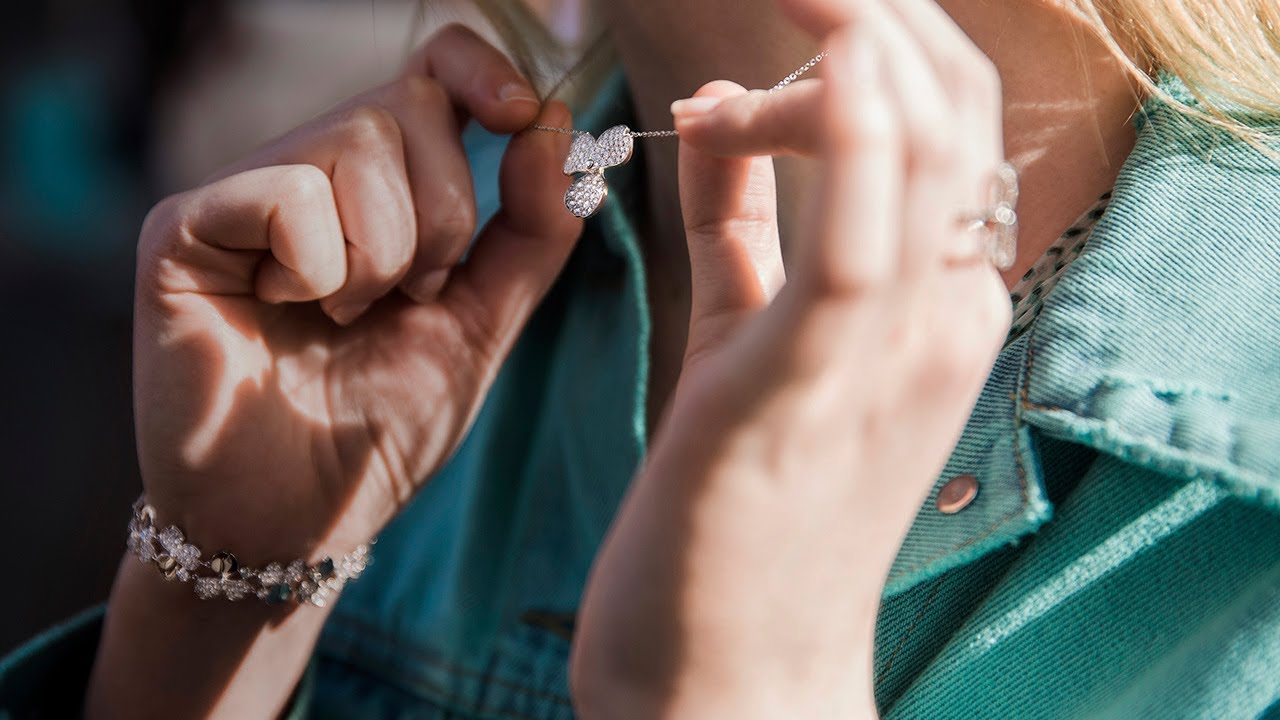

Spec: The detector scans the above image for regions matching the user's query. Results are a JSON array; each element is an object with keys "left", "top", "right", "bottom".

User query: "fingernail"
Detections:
[
  {"left": 330, "top": 301, "right": 369, "bottom": 326},
  {"left": 499, "top": 81, "right": 540, "bottom": 104},
  {"left": 671, "top": 96, "right": 721, "bottom": 119}
]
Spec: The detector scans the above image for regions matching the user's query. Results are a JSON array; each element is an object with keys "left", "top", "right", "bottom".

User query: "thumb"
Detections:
[
  {"left": 440, "top": 100, "right": 583, "bottom": 360},
  {"left": 678, "top": 81, "right": 785, "bottom": 365}
]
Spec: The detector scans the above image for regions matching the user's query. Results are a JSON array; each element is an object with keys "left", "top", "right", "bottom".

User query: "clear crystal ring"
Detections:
[{"left": 947, "top": 162, "right": 1019, "bottom": 271}]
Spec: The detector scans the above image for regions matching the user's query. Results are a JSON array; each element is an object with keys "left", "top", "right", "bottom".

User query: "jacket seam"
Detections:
[
  {"left": 891, "top": 334, "right": 1039, "bottom": 580},
  {"left": 875, "top": 578, "right": 944, "bottom": 686},
  {"left": 318, "top": 651, "right": 566, "bottom": 720},
  {"left": 322, "top": 612, "right": 574, "bottom": 708}
]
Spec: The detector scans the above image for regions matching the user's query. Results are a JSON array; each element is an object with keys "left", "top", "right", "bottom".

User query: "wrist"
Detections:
[
  {"left": 90, "top": 555, "right": 329, "bottom": 719},
  {"left": 138, "top": 473, "right": 384, "bottom": 566},
  {"left": 127, "top": 495, "right": 371, "bottom": 607}
]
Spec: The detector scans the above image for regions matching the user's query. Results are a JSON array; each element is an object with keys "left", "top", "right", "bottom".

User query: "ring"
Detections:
[{"left": 947, "top": 162, "right": 1019, "bottom": 271}]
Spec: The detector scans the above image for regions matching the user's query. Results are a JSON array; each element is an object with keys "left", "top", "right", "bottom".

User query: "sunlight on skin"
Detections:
[
  {"left": 1001, "top": 99, "right": 1106, "bottom": 212},
  {"left": 605, "top": 0, "right": 1142, "bottom": 429},
  {"left": 1006, "top": 146, "right": 1049, "bottom": 171},
  {"left": 169, "top": 299, "right": 273, "bottom": 466},
  {"left": 273, "top": 341, "right": 339, "bottom": 425},
  {"left": 967, "top": 480, "right": 1227, "bottom": 652}
]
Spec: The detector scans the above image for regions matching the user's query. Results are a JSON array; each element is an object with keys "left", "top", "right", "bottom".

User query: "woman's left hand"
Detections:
[{"left": 570, "top": 0, "right": 1012, "bottom": 717}]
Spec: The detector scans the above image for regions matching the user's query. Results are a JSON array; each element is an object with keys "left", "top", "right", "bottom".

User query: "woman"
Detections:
[{"left": 2, "top": 0, "right": 1277, "bottom": 717}]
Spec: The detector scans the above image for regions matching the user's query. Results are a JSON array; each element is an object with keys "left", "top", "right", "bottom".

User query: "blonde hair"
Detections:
[
  {"left": 1068, "top": 0, "right": 1279, "bottom": 152},
  {"left": 460, "top": 0, "right": 1279, "bottom": 150}
]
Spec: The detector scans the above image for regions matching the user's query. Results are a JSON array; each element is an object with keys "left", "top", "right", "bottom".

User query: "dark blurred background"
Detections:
[{"left": 0, "top": 0, "right": 587, "bottom": 655}]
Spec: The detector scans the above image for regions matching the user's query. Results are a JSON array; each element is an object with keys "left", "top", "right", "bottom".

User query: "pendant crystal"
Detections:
[
  {"left": 565, "top": 172, "right": 608, "bottom": 219},
  {"left": 561, "top": 125, "right": 633, "bottom": 218}
]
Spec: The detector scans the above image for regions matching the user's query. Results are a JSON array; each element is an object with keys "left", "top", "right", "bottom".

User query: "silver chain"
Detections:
[
  {"left": 532, "top": 51, "right": 828, "bottom": 139},
  {"left": 532, "top": 125, "right": 582, "bottom": 136},
  {"left": 769, "top": 51, "right": 828, "bottom": 93}
]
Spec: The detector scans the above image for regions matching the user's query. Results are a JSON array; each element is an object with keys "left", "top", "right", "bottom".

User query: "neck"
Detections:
[
  {"left": 601, "top": 0, "right": 1143, "bottom": 431},
  {"left": 602, "top": 0, "right": 1143, "bottom": 288}
]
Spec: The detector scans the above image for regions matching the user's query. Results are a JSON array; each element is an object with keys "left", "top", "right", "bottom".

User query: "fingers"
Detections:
[
  {"left": 739, "top": 0, "right": 1001, "bottom": 297},
  {"left": 320, "top": 25, "right": 550, "bottom": 312},
  {"left": 852, "top": 3, "right": 960, "bottom": 277},
  {"left": 775, "top": 0, "right": 865, "bottom": 37},
  {"left": 183, "top": 24, "right": 543, "bottom": 324},
  {"left": 313, "top": 106, "right": 418, "bottom": 324},
  {"left": 678, "top": 81, "right": 785, "bottom": 364},
  {"left": 673, "top": 79, "right": 825, "bottom": 157},
  {"left": 374, "top": 77, "right": 478, "bottom": 304},
  {"left": 877, "top": 0, "right": 1006, "bottom": 223},
  {"left": 798, "top": 26, "right": 903, "bottom": 296},
  {"left": 140, "top": 165, "right": 346, "bottom": 302},
  {"left": 402, "top": 23, "right": 542, "bottom": 134},
  {"left": 441, "top": 102, "right": 583, "bottom": 361}
]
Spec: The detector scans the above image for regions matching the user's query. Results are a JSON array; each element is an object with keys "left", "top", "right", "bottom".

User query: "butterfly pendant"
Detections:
[{"left": 562, "top": 125, "right": 634, "bottom": 218}]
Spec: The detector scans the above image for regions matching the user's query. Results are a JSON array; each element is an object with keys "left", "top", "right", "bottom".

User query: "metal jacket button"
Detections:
[{"left": 937, "top": 474, "right": 979, "bottom": 514}]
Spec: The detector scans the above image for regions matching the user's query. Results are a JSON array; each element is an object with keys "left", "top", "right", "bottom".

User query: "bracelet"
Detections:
[{"left": 126, "top": 496, "right": 371, "bottom": 607}]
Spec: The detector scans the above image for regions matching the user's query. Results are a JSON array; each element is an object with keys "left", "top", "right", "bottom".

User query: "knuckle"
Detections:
[
  {"left": 392, "top": 231, "right": 419, "bottom": 272},
  {"left": 909, "top": 108, "right": 958, "bottom": 166},
  {"left": 279, "top": 164, "right": 333, "bottom": 206},
  {"left": 139, "top": 193, "right": 181, "bottom": 245},
  {"left": 826, "top": 89, "right": 898, "bottom": 150},
  {"left": 366, "top": 235, "right": 415, "bottom": 280},
  {"left": 394, "top": 74, "right": 448, "bottom": 109},
  {"left": 136, "top": 190, "right": 216, "bottom": 294},
  {"left": 137, "top": 193, "right": 188, "bottom": 262},
  {"left": 731, "top": 89, "right": 769, "bottom": 131},
  {"left": 421, "top": 194, "right": 477, "bottom": 249},
  {"left": 428, "top": 22, "right": 476, "bottom": 50},
  {"left": 342, "top": 104, "right": 403, "bottom": 151}
]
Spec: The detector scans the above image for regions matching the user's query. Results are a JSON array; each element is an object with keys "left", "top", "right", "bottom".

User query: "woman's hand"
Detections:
[
  {"left": 571, "top": 0, "right": 1011, "bottom": 716},
  {"left": 92, "top": 25, "right": 580, "bottom": 720},
  {"left": 133, "top": 25, "right": 580, "bottom": 559}
]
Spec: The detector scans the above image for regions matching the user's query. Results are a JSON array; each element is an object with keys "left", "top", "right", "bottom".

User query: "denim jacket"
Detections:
[{"left": 3, "top": 70, "right": 1278, "bottom": 719}]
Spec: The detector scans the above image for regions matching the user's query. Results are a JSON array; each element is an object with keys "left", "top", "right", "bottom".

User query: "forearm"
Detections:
[
  {"left": 572, "top": 666, "right": 880, "bottom": 720},
  {"left": 86, "top": 556, "right": 330, "bottom": 719}
]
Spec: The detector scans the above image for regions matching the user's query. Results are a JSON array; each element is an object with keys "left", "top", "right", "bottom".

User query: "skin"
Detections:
[
  {"left": 609, "top": 0, "right": 1141, "bottom": 425},
  {"left": 86, "top": 0, "right": 1141, "bottom": 717}
]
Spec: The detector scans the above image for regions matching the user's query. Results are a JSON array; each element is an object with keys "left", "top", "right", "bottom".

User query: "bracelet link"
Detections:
[{"left": 126, "top": 495, "right": 372, "bottom": 607}]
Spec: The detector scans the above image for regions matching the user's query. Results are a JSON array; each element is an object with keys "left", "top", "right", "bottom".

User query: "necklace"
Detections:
[{"left": 533, "top": 51, "right": 829, "bottom": 218}]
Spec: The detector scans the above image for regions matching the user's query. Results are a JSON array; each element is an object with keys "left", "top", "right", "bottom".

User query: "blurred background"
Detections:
[{"left": 0, "top": 0, "right": 587, "bottom": 655}]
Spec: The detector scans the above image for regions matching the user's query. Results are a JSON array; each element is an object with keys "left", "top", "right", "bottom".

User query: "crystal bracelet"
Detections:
[{"left": 126, "top": 497, "right": 372, "bottom": 607}]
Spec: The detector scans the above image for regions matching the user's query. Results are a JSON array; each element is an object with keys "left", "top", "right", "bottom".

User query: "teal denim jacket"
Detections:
[{"left": 3, "top": 70, "right": 1278, "bottom": 719}]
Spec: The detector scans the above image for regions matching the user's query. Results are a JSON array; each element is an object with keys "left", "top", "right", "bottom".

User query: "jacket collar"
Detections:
[
  {"left": 891, "top": 71, "right": 1280, "bottom": 594},
  {"left": 472, "top": 68, "right": 1280, "bottom": 597}
]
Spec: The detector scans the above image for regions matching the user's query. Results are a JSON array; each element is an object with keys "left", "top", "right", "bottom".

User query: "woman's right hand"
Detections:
[
  {"left": 133, "top": 24, "right": 580, "bottom": 560},
  {"left": 572, "top": 0, "right": 1011, "bottom": 714}
]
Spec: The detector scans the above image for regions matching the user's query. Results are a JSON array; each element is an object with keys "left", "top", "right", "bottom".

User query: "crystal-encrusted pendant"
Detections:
[
  {"left": 566, "top": 173, "right": 608, "bottom": 218},
  {"left": 562, "top": 125, "right": 634, "bottom": 219}
]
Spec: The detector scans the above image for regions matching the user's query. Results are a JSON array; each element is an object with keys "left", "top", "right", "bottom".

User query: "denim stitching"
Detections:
[
  {"left": 324, "top": 612, "right": 574, "bottom": 707},
  {"left": 319, "top": 652, "right": 568, "bottom": 720},
  {"left": 322, "top": 338, "right": 1046, "bottom": 714},
  {"left": 892, "top": 334, "right": 1040, "bottom": 579},
  {"left": 875, "top": 578, "right": 944, "bottom": 686}
]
